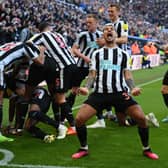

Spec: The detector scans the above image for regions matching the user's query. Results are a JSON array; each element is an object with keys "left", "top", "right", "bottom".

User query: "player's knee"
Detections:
[
  {"left": 135, "top": 116, "right": 147, "bottom": 127},
  {"left": 161, "top": 88, "right": 167, "bottom": 94},
  {"left": 161, "top": 85, "right": 168, "bottom": 94},
  {"left": 75, "top": 115, "right": 86, "bottom": 127}
]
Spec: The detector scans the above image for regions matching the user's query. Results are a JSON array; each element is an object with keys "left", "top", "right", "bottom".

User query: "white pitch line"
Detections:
[
  {"left": 1, "top": 164, "right": 80, "bottom": 168},
  {"left": 137, "top": 77, "right": 162, "bottom": 87},
  {"left": 0, "top": 149, "right": 80, "bottom": 168},
  {"left": 0, "top": 149, "right": 14, "bottom": 165}
]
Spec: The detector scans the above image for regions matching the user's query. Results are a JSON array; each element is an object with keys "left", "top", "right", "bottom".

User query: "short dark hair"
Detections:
[
  {"left": 38, "top": 22, "right": 51, "bottom": 32},
  {"left": 103, "top": 23, "right": 115, "bottom": 31},
  {"left": 108, "top": 4, "right": 120, "bottom": 11},
  {"left": 86, "top": 14, "right": 99, "bottom": 21}
]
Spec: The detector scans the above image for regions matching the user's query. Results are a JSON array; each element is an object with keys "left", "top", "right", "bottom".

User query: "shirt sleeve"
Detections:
[
  {"left": 24, "top": 42, "right": 40, "bottom": 60},
  {"left": 27, "top": 33, "right": 43, "bottom": 45}
]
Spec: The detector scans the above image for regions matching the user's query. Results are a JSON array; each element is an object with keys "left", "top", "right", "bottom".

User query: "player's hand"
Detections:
[
  {"left": 84, "top": 56, "right": 91, "bottom": 63},
  {"left": 38, "top": 45, "right": 46, "bottom": 53},
  {"left": 131, "top": 87, "right": 141, "bottom": 96},
  {"left": 78, "top": 87, "right": 89, "bottom": 96}
]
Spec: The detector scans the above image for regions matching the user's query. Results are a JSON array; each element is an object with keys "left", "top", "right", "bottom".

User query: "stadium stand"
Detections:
[{"left": 0, "top": 0, "right": 168, "bottom": 46}]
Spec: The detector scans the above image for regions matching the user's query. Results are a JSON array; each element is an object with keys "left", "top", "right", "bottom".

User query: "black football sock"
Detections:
[
  {"left": 52, "top": 101, "right": 60, "bottom": 122},
  {"left": 15, "top": 99, "right": 29, "bottom": 129},
  {"left": 138, "top": 127, "right": 149, "bottom": 148},
  {"left": 28, "top": 111, "right": 59, "bottom": 129},
  {"left": 106, "top": 106, "right": 112, "bottom": 112},
  {"left": 66, "top": 92, "right": 76, "bottom": 108},
  {"left": 96, "top": 111, "right": 104, "bottom": 120},
  {"left": 162, "top": 94, "right": 168, "bottom": 107},
  {"left": 60, "top": 102, "right": 75, "bottom": 126},
  {"left": 9, "top": 96, "right": 18, "bottom": 124},
  {"left": 28, "top": 126, "right": 47, "bottom": 139},
  {"left": 76, "top": 124, "right": 87, "bottom": 147}
]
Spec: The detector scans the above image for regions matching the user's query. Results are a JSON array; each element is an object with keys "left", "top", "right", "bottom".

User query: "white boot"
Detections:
[
  {"left": 146, "top": 112, "right": 159, "bottom": 127},
  {"left": 87, "top": 119, "right": 106, "bottom": 128},
  {"left": 57, "top": 124, "right": 68, "bottom": 139}
]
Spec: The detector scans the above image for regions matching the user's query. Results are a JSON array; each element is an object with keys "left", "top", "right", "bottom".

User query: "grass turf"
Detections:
[{"left": 0, "top": 64, "right": 168, "bottom": 168}]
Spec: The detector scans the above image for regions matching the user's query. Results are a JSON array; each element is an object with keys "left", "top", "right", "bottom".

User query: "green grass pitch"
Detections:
[{"left": 0, "top": 64, "right": 168, "bottom": 168}]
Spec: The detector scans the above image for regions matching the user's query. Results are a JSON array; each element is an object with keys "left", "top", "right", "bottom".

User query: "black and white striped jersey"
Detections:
[
  {"left": 109, "top": 19, "right": 128, "bottom": 51},
  {"left": 90, "top": 47, "right": 130, "bottom": 93},
  {"left": 75, "top": 30, "right": 102, "bottom": 68},
  {"left": 29, "top": 31, "right": 76, "bottom": 69},
  {"left": 0, "top": 42, "right": 39, "bottom": 70}
]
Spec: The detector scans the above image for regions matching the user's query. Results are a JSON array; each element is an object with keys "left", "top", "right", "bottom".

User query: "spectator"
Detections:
[
  {"left": 131, "top": 41, "right": 141, "bottom": 55},
  {"left": 0, "top": 0, "right": 168, "bottom": 46},
  {"left": 141, "top": 55, "right": 152, "bottom": 69}
]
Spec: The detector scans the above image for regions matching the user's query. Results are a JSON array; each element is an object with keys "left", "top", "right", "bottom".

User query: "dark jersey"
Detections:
[{"left": 31, "top": 87, "right": 51, "bottom": 113}]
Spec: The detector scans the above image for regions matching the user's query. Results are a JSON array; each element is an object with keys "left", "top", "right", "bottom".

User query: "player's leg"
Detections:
[
  {"left": 8, "top": 95, "right": 18, "bottom": 127},
  {"left": 87, "top": 110, "right": 106, "bottom": 128},
  {"left": 66, "top": 67, "right": 88, "bottom": 108},
  {"left": 29, "top": 87, "right": 60, "bottom": 129},
  {"left": 51, "top": 100, "right": 60, "bottom": 121},
  {"left": 72, "top": 92, "right": 104, "bottom": 159},
  {"left": 15, "top": 96, "right": 29, "bottom": 131},
  {"left": 126, "top": 104, "right": 159, "bottom": 160},
  {"left": 24, "top": 88, "right": 50, "bottom": 141},
  {"left": 25, "top": 117, "right": 55, "bottom": 143},
  {"left": 53, "top": 66, "right": 79, "bottom": 138},
  {"left": 53, "top": 92, "right": 68, "bottom": 139},
  {"left": 87, "top": 106, "right": 117, "bottom": 128},
  {"left": 66, "top": 92, "right": 77, "bottom": 108},
  {"left": 161, "top": 70, "right": 168, "bottom": 122},
  {"left": 103, "top": 106, "right": 116, "bottom": 120},
  {"left": 0, "top": 65, "right": 14, "bottom": 142},
  {"left": 72, "top": 103, "right": 96, "bottom": 159}
]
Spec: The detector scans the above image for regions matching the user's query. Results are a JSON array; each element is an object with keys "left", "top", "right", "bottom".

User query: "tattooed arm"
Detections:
[{"left": 85, "top": 70, "right": 96, "bottom": 89}]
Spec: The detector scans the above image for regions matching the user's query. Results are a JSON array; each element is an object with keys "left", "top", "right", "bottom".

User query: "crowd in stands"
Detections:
[{"left": 0, "top": 0, "right": 168, "bottom": 46}]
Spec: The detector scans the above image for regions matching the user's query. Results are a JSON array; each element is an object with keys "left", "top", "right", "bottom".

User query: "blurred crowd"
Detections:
[{"left": 0, "top": 0, "right": 168, "bottom": 46}]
